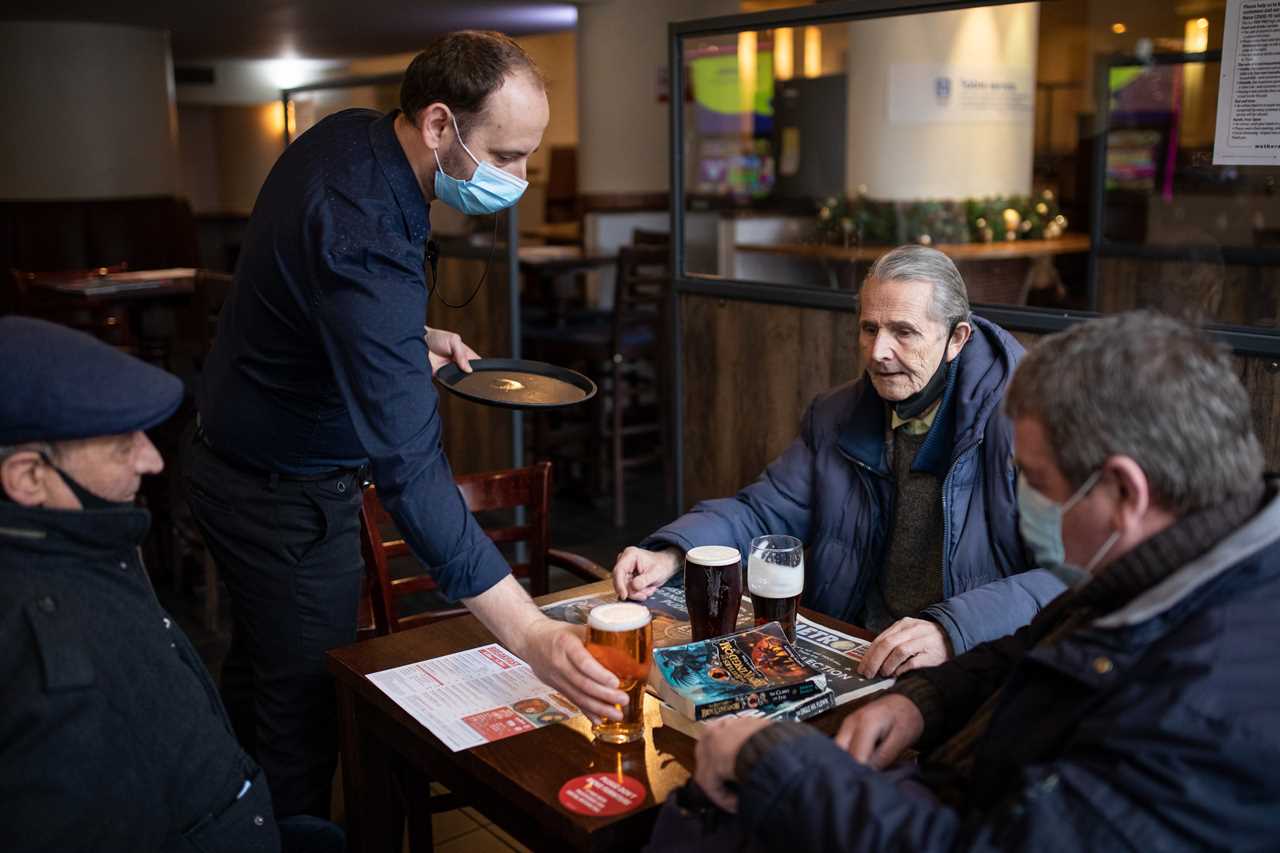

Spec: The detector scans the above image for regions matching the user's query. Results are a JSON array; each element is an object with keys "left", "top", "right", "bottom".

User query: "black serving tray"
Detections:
[{"left": 434, "top": 358, "right": 597, "bottom": 410}]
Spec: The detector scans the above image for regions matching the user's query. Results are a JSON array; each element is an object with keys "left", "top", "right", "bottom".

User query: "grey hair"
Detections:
[
  {"left": 863, "top": 245, "right": 971, "bottom": 332},
  {"left": 1004, "top": 310, "right": 1263, "bottom": 514}
]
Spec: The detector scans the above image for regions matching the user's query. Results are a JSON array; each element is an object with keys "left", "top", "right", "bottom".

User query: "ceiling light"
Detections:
[{"left": 1111, "top": 22, "right": 1126, "bottom": 34}]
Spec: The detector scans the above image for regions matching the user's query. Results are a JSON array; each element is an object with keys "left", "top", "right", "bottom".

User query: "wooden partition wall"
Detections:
[
  {"left": 431, "top": 253, "right": 513, "bottom": 477},
  {"left": 680, "top": 293, "right": 1280, "bottom": 509}
]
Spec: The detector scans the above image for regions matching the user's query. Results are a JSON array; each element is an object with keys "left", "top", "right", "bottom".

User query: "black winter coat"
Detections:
[{"left": 0, "top": 501, "right": 280, "bottom": 852}]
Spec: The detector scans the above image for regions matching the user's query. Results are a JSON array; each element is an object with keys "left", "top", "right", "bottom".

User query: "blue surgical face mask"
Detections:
[
  {"left": 1017, "top": 470, "right": 1121, "bottom": 588},
  {"left": 432, "top": 115, "right": 528, "bottom": 215}
]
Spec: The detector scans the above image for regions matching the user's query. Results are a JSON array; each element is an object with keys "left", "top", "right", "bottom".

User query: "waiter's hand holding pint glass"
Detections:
[
  {"left": 585, "top": 603, "right": 653, "bottom": 743},
  {"left": 748, "top": 535, "right": 804, "bottom": 642},
  {"left": 684, "top": 545, "right": 743, "bottom": 642}
]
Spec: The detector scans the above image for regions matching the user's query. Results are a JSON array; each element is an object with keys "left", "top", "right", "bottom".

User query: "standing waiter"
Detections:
[{"left": 187, "top": 31, "right": 628, "bottom": 820}]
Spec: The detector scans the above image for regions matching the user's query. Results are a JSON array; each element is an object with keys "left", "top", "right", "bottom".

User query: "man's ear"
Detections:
[
  {"left": 1103, "top": 455, "right": 1151, "bottom": 534},
  {"left": 1, "top": 450, "right": 51, "bottom": 507},
  {"left": 418, "top": 102, "right": 452, "bottom": 152},
  {"left": 946, "top": 321, "right": 973, "bottom": 361}
]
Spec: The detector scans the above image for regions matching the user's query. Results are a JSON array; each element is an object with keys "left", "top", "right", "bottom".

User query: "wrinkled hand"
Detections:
[
  {"left": 519, "top": 619, "right": 630, "bottom": 721},
  {"left": 425, "top": 326, "right": 480, "bottom": 376},
  {"left": 858, "top": 617, "right": 952, "bottom": 678},
  {"left": 693, "top": 717, "right": 772, "bottom": 813},
  {"left": 833, "top": 693, "right": 924, "bottom": 769},
  {"left": 612, "top": 546, "right": 681, "bottom": 601}
]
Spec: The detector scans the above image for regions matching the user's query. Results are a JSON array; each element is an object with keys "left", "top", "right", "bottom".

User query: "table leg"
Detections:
[
  {"left": 400, "top": 767, "right": 435, "bottom": 853},
  {"left": 338, "top": 685, "right": 405, "bottom": 853}
]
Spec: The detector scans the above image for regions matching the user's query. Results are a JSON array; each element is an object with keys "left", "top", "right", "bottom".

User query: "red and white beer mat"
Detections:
[{"left": 557, "top": 773, "right": 646, "bottom": 816}]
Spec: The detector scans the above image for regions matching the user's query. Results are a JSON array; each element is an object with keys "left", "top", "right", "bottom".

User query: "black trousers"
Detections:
[{"left": 185, "top": 436, "right": 364, "bottom": 819}]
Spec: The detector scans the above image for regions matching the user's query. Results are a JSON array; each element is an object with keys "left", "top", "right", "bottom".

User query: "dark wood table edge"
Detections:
[{"left": 326, "top": 583, "right": 881, "bottom": 852}]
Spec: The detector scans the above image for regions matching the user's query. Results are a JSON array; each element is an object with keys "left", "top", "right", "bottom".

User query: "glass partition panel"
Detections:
[{"left": 677, "top": 0, "right": 1280, "bottom": 332}]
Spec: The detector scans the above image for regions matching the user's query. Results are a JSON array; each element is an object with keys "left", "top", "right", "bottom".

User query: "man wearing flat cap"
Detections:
[{"left": 0, "top": 317, "right": 309, "bottom": 852}]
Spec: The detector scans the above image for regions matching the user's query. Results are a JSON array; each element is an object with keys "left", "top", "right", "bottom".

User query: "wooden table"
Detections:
[
  {"left": 518, "top": 246, "right": 618, "bottom": 325},
  {"left": 20, "top": 267, "right": 199, "bottom": 363},
  {"left": 327, "top": 581, "right": 876, "bottom": 853},
  {"left": 520, "top": 222, "right": 583, "bottom": 246}
]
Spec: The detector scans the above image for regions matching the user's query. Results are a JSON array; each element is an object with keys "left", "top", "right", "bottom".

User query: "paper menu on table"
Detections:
[{"left": 366, "top": 644, "right": 581, "bottom": 752}]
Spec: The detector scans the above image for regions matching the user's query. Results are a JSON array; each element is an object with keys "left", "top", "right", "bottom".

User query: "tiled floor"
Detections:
[{"left": 429, "top": 803, "right": 530, "bottom": 853}]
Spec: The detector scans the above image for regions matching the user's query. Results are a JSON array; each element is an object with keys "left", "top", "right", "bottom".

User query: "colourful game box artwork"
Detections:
[{"left": 653, "top": 622, "right": 826, "bottom": 720}]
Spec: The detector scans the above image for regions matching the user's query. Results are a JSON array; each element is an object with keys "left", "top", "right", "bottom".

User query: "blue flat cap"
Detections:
[{"left": 0, "top": 317, "right": 183, "bottom": 445}]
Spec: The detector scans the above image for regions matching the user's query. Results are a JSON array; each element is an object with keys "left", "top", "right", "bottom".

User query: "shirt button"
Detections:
[
  {"left": 253, "top": 815, "right": 265, "bottom": 827},
  {"left": 38, "top": 596, "right": 56, "bottom": 614},
  {"left": 337, "top": 480, "right": 346, "bottom": 493},
  {"left": 118, "top": 561, "right": 128, "bottom": 571},
  {"left": 163, "top": 617, "right": 172, "bottom": 629},
  {"left": 1092, "top": 656, "right": 1114, "bottom": 675}
]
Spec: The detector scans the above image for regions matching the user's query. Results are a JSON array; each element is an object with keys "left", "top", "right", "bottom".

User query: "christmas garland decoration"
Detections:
[{"left": 815, "top": 189, "right": 1068, "bottom": 247}]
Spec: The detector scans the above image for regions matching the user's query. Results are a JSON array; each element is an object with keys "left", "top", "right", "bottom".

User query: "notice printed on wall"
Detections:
[
  {"left": 366, "top": 644, "right": 581, "bottom": 752},
  {"left": 1213, "top": 0, "right": 1280, "bottom": 165},
  {"left": 888, "top": 64, "right": 1034, "bottom": 125}
]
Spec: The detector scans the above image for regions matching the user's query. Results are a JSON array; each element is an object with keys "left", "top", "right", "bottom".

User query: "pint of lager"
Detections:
[
  {"left": 748, "top": 535, "right": 804, "bottom": 642},
  {"left": 585, "top": 602, "right": 653, "bottom": 743},
  {"left": 683, "top": 545, "right": 743, "bottom": 641}
]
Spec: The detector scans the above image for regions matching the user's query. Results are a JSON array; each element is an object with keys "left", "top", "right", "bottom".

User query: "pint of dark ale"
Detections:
[
  {"left": 748, "top": 535, "right": 804, "bottom": 642},
  {"left": 586, "top": 602, "right": 653, "bottom": 743},
  {"left": 683, "top": 545, "right": 743, "bottom": 641}
]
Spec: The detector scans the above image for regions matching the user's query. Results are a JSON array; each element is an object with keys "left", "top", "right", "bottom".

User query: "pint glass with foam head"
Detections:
[
  {"left": 585, "top": 602, "right": 653, "bottom": 743},
  {"left": 747, "top": 535, "right": 804, "bottom": 642}
]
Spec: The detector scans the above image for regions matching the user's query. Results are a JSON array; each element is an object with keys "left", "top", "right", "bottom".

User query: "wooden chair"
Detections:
[
  {"left": 523, "top": 239, "right": 674, "bottom": 526},
  {"left": 605, "top": 244, "right": 673, "bottom": 525},
  {"left": 359, "top": 462, "right": 608, "bottom": 636}
]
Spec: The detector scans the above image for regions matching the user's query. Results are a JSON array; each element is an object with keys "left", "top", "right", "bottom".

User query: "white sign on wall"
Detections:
[
  {"left": 1213, "top": 0, "right": 1280, "bottom": 165},
  {"left": 888, "top": 64, "right": 1034, "bottom": 125}
]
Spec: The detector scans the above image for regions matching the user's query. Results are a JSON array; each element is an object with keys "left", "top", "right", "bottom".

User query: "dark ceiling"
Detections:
[{"left": 0, "top": 0, "right": 579, "bottom": 60}]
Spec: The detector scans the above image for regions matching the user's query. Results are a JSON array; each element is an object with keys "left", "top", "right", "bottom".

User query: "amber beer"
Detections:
[
  {"left": 683, "top": 545, "right": 743, "bottom": 642},
  {"left": 586, "top": 602, "right": 653, "bottom": 743},
  {"left": 748, "top": 535, "right": 804, "bottom": 642}
]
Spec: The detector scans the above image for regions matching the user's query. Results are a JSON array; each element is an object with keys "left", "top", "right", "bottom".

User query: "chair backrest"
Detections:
[
  {"left": 630, "top": 228, "right": 670, "bottom": 247},
  {"left": 613, "top": 244, "right": 670, "bottom": 335},
  {"left": 359, "top": 462, "right": 553, "bottom": 635}
]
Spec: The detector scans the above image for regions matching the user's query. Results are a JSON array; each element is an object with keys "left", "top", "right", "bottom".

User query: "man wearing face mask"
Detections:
[
  {"left": 685, "top": 311, "right": 1279, "bottom": 850},
  {"left": 0, "top": 318, "right": 299, "bottom": 852},
  {"left": 614, "top": 246, "right": 1061, "bottom": 676},
  {"left": 188, "top": 31, "right": 629, "bottom": 821}
]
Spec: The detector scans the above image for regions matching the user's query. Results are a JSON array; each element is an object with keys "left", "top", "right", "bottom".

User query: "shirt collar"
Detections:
[
  {"left": 368, "top": 109, "right": 430, "bottom": 244},
  {"left": 890, "top": 400, "right": 941, "bottom": 435}
]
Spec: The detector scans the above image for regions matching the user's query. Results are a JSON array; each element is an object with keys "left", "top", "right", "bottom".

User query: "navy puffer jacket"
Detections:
[
  {"left": 736, "top": 483, "right": 1280, "bottom": 851},
  {"left": 645, "top": 315, "right": 1062, "bottom": 653}
]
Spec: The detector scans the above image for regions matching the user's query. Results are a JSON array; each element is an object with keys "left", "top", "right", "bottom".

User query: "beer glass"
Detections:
[
  {"left": 683, "top": 545, "right": 743, "bottom": 641},
  {"left": 748, "top": 535, "right": 803, "bottom": 642},
  {"left": 585, "top": 602, "right": 653, "bottom": 743}
]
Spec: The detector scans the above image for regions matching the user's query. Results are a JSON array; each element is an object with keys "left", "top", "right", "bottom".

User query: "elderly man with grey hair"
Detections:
[
  {"left": 687, "top": 310, "right": 1279, "bottom": 850},
  {"left": 613, "top": 245, "right": 1062, "bottom": 676}
]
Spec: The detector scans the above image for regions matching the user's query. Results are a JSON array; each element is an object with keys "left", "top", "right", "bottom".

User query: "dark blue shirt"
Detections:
[{"left": 199, "top": 108, "right": 509, "bottom": 601}]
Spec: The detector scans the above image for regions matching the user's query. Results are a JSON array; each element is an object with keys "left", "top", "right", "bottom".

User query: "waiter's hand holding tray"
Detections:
[{"left": 435, "top": 358, "right": 597, "bottom": 410}]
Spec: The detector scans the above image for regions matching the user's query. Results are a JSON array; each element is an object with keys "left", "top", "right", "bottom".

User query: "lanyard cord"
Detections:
[{"left": 425, "top": 216, "right": 499, "bottom": 309}]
